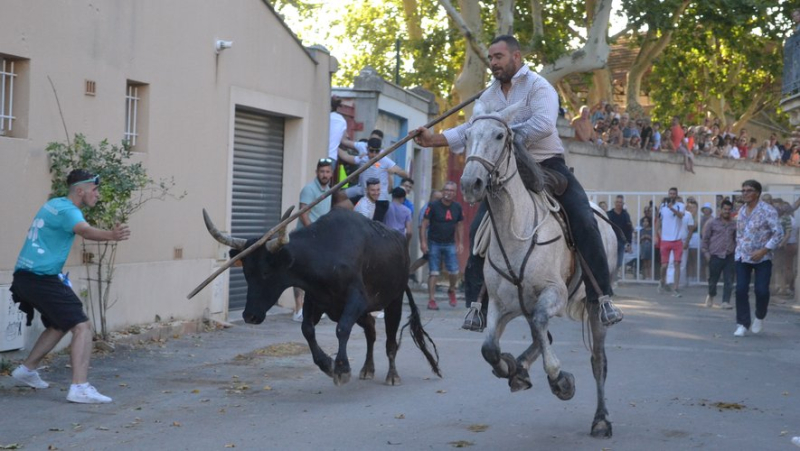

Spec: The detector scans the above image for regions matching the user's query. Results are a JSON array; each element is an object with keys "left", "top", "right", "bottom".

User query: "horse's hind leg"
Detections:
[
  {"left": 507, "top": 339, "right": 541, "bottom": 392},
  {"left": 587, "top": 302, "right": 612, "bottom": 438},
  {"left": 532, "top": 287, "right": 575, "bottom": 401}
]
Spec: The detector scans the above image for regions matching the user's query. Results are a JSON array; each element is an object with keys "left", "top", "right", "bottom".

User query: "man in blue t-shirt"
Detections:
[
  {"left": 420, "top": 181, "right": 464, "bottom": 310},
  {"left": 9, "top": 169, "right": 130, "bottom": 404}
]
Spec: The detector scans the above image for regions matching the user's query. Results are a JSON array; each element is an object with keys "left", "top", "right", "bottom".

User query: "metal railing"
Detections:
[
  {"left": 0, "top": 58, "right": 16, "bottom": 135},
  {"left": 589, "top": 191, "right": 800, "bottom": 287}
]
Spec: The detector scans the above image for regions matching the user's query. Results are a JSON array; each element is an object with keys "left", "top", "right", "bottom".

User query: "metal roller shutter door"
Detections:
[{"left": 229, "top": 108, "right": 284, "bottom": 311}]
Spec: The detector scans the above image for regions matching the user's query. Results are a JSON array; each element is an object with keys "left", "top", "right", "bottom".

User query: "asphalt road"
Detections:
[{"left": 1, "top": 284, "right": 799, "bottom": 450}]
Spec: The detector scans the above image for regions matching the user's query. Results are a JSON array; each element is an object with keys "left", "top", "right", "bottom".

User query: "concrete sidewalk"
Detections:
[{"left": 1, "top": 284, "right": 799, "bottom": 450}]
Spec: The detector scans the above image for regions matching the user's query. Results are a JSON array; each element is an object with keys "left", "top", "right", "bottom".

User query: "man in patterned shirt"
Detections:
[
  {"left": 733, "top": 180, "right": 783, "bottom": 337},
  {"left": 414, "top": 35, "right": 622, "bottom": 326}
]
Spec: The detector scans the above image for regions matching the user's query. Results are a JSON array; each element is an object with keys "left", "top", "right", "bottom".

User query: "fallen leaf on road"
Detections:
[
  {"left": 48, "top": 445, "right": 58, "bottom": 450},
  {"left": 263, "top": 385, "right": 272, "bottom": 391},
  {"left": 49, "top": 428, "right": 64, "bottom": 432},
  {"left": 436, "top": 390, "right": 447, "bottom": 394},
  {"left": 172, "top": 422, "right": 182, "bottom": 427},
  {"left": 224, "top": 444, "right": 236, "bottom": 448},
  {"left": 448, "top": 440, "right": 474, "bottom": 447},
  {"left": 467, "top": 424, "right": 489, "bottom": 432},
  {"left": 395, "top": 414, "right": 405, "bottom": 419},
  {"left": 780, "top": 431, "right": 789, "bottom": 436},
  {"left": 0, "top": 444, "right": 22, "bottom": 450},
  {"left": 782, "top": 392, "right": 789, "bottom": 396},
  {"left": 191, "top": 389, "right": 200, "bottom": 394}
]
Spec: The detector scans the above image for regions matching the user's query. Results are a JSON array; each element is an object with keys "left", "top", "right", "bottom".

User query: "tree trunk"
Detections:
[
  {"left": 401, "top": 0, "right": 422, "bottom": 41},
  {"left": 539, "top": 0, "right": 612, "bottom": 85},
  {"left": 452, "top": 0, "right": 486, "bottom": 120},
  {"left": 625, "top": 0, "right": 691, "bottom": 118},
  {"left": 496, "top": 0, "right": 514, "bottom": 36},
  {"left": 589, "top": 68, "right": 613, "bottom": 107}
]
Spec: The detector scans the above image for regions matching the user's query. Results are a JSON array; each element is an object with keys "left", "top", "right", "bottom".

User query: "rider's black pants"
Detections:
[
  {"left": 538, "top": 155, "right": 612, "bottom": 302},
  {"left": 465, "top": 202, "right": 488, "bottom": 311}
]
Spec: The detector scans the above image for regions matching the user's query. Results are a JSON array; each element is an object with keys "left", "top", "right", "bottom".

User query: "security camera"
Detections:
[{"left": 215, "top": 40, "right": 233, "bottom": 53}]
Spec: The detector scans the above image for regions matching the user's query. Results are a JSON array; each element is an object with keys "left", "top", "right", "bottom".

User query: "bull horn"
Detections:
[
  {"left": 203, "top": 209, "right": 247, "bottom": 250},
  {"left": 265, "top": 206, "right": 295, "bottom": 253}
]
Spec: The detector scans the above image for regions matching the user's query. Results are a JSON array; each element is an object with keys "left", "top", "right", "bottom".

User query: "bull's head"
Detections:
[{"left": 203, "top": 208, "right": 294, "bottom": 324}]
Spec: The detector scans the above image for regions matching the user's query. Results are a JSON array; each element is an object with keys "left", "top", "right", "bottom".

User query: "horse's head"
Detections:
[{"left": 461, "top": 100, "right": 524, "bottom": 204}]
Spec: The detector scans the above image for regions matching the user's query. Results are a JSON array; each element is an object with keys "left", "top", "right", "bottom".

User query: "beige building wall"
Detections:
[{"left": 0, "top": 0, "right": 334, "bottom": 349}]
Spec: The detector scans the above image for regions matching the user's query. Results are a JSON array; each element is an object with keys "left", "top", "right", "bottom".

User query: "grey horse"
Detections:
[{"left": 460, "top": 100, "right": 617, "bottom": 438}]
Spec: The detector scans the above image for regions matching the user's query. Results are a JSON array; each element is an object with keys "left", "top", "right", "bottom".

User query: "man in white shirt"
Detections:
[
  {"left": 655, "top": 187, "right": 687, "bottom": 296},
  {"left": 413, "top": 35, "right": 623, "bottom": 326},
  {"left": 339, "top": 138, "right": 409, "bottom": 222},
  {"left": 354, "top": 178, "right": 381, "bottom": 220}
]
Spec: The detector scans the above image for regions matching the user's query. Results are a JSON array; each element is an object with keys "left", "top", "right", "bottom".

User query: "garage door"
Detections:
[{"left": 229, "top": 108, "right": 285, "bottom": 311}]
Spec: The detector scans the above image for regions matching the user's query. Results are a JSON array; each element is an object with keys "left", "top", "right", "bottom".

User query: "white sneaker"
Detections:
[
  {"left": 791, "top": 436, "right": 800, "bottom": 447},
  {"left": 733, "top": 324, "right": 747, "bottom": 337},
  {"left": 292, "top": 311, "right": 303, "bottom": 322},
  {"left": 751, "top": 318, "right": 763, "bottom": 334},
  {"left": 67, "top": 384, "right": 112, "bottom": 404},
  {"left": 377, "top": 310, "right": 385, "bottom": 319},
  {"left": 11, "top": 365, "right": 49, "bottom": 389},
  {"left": 704, "top": 295, "right": 714, "bottom": 308}
]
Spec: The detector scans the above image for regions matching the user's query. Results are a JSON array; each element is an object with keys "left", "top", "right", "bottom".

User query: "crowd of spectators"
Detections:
[
  {"left": 616, "top": 190, "right": 800, "bottom": 300},
  {"left": 571, "top": 101, "right": 799, "bottom": 170}
]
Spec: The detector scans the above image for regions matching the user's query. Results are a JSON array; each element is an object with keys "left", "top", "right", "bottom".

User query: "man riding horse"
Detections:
[{"left": 414, "top": 34, "right": 623, "bottom": 328}]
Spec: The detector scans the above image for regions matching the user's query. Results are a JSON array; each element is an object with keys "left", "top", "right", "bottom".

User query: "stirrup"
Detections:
[
  {"left": 598, "top": 295, "right": 623, "bottom": 327},
  {"left": 462, "top": 302, "right": 486, "bottom": 332}
]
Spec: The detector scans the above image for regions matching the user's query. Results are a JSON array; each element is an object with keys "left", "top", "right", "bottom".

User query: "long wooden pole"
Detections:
[{"left": 187, "top": 88, "right": 486, "bottom": 299}]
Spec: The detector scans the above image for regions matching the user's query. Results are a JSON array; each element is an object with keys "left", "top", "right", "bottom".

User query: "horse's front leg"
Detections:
[
  {"left": 587, "top": 302, "right": 613, "bottom": 438},
  {"left": 481, "top": 296, "right": 518, "bottom": 380},
  {"left": 532, "top": 286, "right": 575, "bottom": 401}
]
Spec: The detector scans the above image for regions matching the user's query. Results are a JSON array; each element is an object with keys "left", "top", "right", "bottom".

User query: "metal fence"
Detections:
[{"left": 589, "top": 190, "right": 800, "bottom": 287}]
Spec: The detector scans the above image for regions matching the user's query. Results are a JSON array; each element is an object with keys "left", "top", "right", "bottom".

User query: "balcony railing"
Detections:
[{"left": 783, "top": 32, "right": 800, "bottom": 97}]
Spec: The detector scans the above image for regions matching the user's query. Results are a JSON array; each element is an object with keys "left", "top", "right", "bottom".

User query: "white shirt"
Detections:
[
  {"left": 728, "top": 147, "right": 740, "bottom": 159},
  {"left": 328, "top": 112, "right": 347, "bottom": 160},
  {"left": 442, "top": 65, "right": 564, "bottom": 162},
  {"left": 354, "top": 196, "right": 376, "bottom": 219},
  {"left": 767, "top": 145, "right": 781, "bottom": 163},
  {"left": 659, "top": 201, "right": 686, "bottom": 242}
]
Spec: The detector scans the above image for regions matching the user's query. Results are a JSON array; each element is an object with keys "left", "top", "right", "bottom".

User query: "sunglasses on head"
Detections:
[{"left": 70, "top": 175, "right": 100, "bottom": 187}]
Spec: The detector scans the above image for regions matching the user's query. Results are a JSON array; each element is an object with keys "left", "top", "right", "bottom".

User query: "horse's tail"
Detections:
[{"left": 399, "top": 286, "right": 442, "bottom": 377}]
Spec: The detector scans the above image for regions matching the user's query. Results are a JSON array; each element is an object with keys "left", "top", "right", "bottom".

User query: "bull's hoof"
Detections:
[
  {"left": 491, "top": 353, "right": 517, "bottom": 379},
  {"left": 508, "top": 368, "right": 532, "bottom": 392},
  {"left": 333, "top": 370, "right": 352, "bottom": 386},
  {"left": 548, "top": 370, "right": 575, "bottom": 401},
  {"left": 385, "top": 370, "right": 402, "bottom": 386},
  {"left": 591, "top": 418, "right": 613, "bottom": 438},
  {"left": 359, "top": 364, "right": 375, "bottom": 380}
]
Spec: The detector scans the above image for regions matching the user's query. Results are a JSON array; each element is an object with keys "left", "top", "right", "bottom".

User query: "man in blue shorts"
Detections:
[
  {"left": 9, "top": 169, "right": 130, "bottom": 403},
  {"left": 420, "top": 181, "right": 464, "bottom": 310}
]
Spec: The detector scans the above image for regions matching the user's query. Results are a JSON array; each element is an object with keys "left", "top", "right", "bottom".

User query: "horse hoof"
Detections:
[
  {"left": 548, "top": 370, "right": 575, "bottom": 400},
  {"left": 508, "top": 368, "right": 532, "bottom": 392},
  {"left": 491, "top": 353, "right": 517, "bottom": 379},
  {"left": 591, "top": 418, "right": 613, "bottom": 438}
]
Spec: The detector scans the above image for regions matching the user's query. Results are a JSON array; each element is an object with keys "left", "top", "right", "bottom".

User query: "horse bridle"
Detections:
[{"left": 464, "top": 115, "right": 518, "bottom": 194}]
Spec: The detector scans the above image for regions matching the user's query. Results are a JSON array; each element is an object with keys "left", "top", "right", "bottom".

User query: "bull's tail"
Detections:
[{"left": 399, "top": 286, "right": 441, "bottom": 377}]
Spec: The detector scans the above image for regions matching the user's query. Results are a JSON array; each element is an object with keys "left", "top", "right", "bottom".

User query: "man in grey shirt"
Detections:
[{"left": 701, "top": 200, "right": 736, "bottom": 309}]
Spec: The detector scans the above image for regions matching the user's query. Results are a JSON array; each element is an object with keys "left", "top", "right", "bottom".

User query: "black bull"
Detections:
[{"left": 203, "top": 207, "right": 441, "bottom": 386}]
